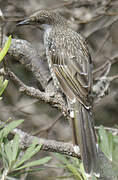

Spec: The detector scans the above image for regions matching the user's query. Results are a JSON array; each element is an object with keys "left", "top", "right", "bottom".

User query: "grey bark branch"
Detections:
[
  {"left": 12, "top": 127, "right": 117, "bottom": 180},
  {"left": 12, "top": 128, "right": 80, "bottom": 158},
  {"left": 0, "top": 68, "right": 68, "bottom": 117},
  {"left": 2, "top": 36, "right": 49, "bottom": 89}
]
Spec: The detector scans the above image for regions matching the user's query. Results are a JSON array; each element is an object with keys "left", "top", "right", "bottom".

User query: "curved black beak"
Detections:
[{"left": 16, "top": 19, "right": 30, "bottom": 26}]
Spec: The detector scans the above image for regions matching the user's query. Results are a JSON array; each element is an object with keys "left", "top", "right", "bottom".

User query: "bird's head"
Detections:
[{"left": 17, "top": 9, "right": 68, "bottom": 30}]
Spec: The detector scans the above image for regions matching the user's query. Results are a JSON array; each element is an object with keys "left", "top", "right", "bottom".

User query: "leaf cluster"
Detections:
[
  {"left": 0, "top": 120, "right": 51, "bottom": 179},
  {"left": 0, "top": 36, "right": 11, "bottom": 100},
  {"left": 56, "top": 126, "right": 118, "bottom": 180}
]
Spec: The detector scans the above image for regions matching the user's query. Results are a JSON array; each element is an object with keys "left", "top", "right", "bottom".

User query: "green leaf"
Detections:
[
  {"left": 13, "top": 167, "right": 44, "bottom": 176},
  {"left": 14, "top": 139, "right": 41, "bottom": 168},
  {"left": 12, "top": 134, "right": 20, "bottom": 162},
  {"left": 107, "top": 132, "right": 113, "bottom": 161},
  {"left": 4, "top": 140, "right": 13, "bottom": 167},
  {"left": 4, "top": 135, "right": 20, "bottom": 168},
  {"left": 0, "top": 79, "right": 8, "bottom": 96},
  {"left": 0, "top": 76, "right": 3, "bottom": 88},
  {"left": 15, "top": 156, "right": 51, "bottom": 170},
  {"left": 0, "top": 120, "right": 24, "bottom": 139},
  {"left": 1, "top": 143, "right": 9, "bottom": 169},
  {"left": 79, "top": 163, "right": 88, "bottom": 180},
  {"left": 113, "top": 135, "right": 118, "bottom": 144},
  {"left": 98, "top": 126, "right": 112, "bottom": 160},
  {"left": 92, "top": 176, "right": 98, "bottom": 180},
  {"left": 56, "top": 153, "right": 69, "bottom": 165},
  {"left": 0, "top": 35, "right": 11, "bottom": 62},
  {"left": 113, "top": 144, "right": 118, "bottom": 162},
  {"left": 66, "top": 164, "right": 83, "bottom": 180}
]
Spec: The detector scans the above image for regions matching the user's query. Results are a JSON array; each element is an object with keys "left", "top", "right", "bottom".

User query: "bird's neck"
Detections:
[
  {"left": 41, "top": 24, "right": 52, "bottom": 31},
  {"left": 43, "top": 25, "right": 52, "bottom": 50},
  {"left": 43, "top": 24, "right": 68, "bottom": 49}
]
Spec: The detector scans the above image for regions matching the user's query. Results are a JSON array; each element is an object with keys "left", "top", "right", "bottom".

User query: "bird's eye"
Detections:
[
  {"left": 36, "top": 17, "right": 45, "bottom": 24},
  {"left": 36, "top": 19, "right": 42, "bottom": 23}
]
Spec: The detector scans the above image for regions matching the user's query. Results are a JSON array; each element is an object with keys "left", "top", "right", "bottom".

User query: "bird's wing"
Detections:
[{"left": 48, "top": 30, "right": 92, "bottom": 107}]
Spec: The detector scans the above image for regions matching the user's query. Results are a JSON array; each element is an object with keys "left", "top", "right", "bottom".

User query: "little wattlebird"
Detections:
[{"left": 17, "top": 9, "right": 100, "bottom": 177}]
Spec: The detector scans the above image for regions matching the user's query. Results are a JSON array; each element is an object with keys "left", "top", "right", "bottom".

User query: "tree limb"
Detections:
[
  {"left": 12, "top": 127, "right": 117, "bottom": 180},
  {"left": 12, "top": 127, "right": 80, "bottom": 158},
  {"left": 2, "top": 36, "right": 49, "bottom": 89}
]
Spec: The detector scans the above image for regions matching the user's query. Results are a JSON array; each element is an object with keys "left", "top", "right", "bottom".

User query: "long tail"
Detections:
[{"left": 72, "top": 101, "right": 100, "bottom": 176}]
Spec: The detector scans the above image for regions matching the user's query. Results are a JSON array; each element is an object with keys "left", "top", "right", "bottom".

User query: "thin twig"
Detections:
[
  {"left": 0, "top": 68, "right": 68, "bottom": 117},
  {"left": 109, "top": 74, "right": 118, "bottom": 82},
  {"left": 33, "top": 112, "right": 63, "bottom": 135},
  {"left": 95, "top": 32, "right": 110, "bottom": 57},
  {"left": 93, "top": 60, "right": 111, "bottom": 75}
]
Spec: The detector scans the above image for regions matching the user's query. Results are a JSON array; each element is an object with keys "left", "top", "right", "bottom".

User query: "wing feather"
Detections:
[{"left": 47, "top": 28, "right": 92, "bottom": 107}]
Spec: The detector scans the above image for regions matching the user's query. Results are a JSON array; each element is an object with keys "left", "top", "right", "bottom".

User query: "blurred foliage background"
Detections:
[{"left": 0, "top": 0, "right": 118, "bottom": 179}]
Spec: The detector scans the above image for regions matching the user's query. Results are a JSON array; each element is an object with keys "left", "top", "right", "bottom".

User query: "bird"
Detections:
[{"left": 17, "top": 9, "right": 100, "bottom": 177}]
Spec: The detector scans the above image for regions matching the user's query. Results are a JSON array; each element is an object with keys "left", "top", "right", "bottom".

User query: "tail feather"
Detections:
[{"left": 73, "top": 102, "right": 99, "bottom": 176}]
